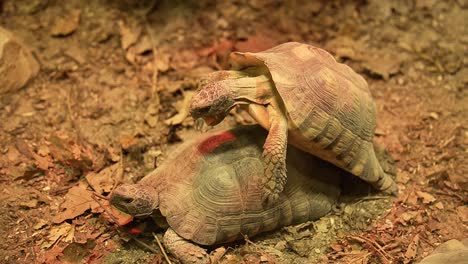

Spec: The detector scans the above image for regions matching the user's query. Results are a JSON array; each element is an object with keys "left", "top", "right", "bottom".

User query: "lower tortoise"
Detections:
[
  {"left": 190, "top": 42, "right": 398, "bottom": 203},
  {"left": 110, "top": 125, "right": 343, "bottom": 263}
]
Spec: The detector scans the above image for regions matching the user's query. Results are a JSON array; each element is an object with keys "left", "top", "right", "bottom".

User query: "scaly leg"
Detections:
[
  {"left": 163, "top": 228, "right": 225, "bottom": 264},
  {"left": 261, "top": 105, "right": 289, "bottom": 205},
  {"left": 372, "top": 144, "right": 398, "bottom": 194}
]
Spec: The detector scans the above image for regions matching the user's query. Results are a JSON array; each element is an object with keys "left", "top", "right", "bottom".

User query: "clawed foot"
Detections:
[
  {"left": 379, "top": 178, "right": 399, "bottom": 196},
  {"left": 164, "top": 228, "right": 226, "bottom": 264}
]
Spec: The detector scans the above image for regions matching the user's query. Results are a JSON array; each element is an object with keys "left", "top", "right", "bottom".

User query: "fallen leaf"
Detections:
[
  {"left": 325, "top": 36, "right": 366, "bottom": 61},
  {"left": 105, "top": 204, "right": 133, "bottom": 226},
  {"left": 53, "top": 182, "right": 99, "bottom": 223},
  {"left": 48, "top": 134, "right": 96, "bottom": 171},
  {"left": 403, "top": 234, "right": 419, "bottom": 263},
  {"left": 131, "top": 35, "right": 152, "bottom": 55},
  {"left": 50, "top": 9, "right": 81, "bottom": 36},
  {"left": 42, "top": 245, "right": 65, "bottom": 264},
  {"left": 398, "top": 211, "right": 419, "bottom": 225},
  {"left": 363, "top": 53, "right": 404, "bottom": 80},
  {"left": 396, "top": 171, "right": 411, "bottom": 184},
  {"left": 456, "top": 206, "right": 468, "bottom": 222},
  {"left": 416, "top": 191, "right": 436, "bottom": 204},
  {"left": 198, "top": 40, "right": 234, "bottom": 69},
  {"left": 119, "top": 134, "right": 139, "bottom": 150},
  {"left": 65, "top": 45, "right": 87, "bottom": 65},
  {"left": 34, "top": 219, "right": 48, "bottom": 230},
  {"left": 434, "top": 202, "right": 444, "bottom": 210},
  {"left": 165, "top": 91, "right": 195, "bottom": 126},
  {"left": 234, "top": 34, "right": 276, "bottom": 52},
  {"left": 43, "top": 222, "right": 73, "bottom": 248},
  {"left": 118, "top": 20, "right": 141, "bottom": 50},
  {"left": 85, "top": 163, "right": 118, "bottom": 194},
  {"left": 20, "top": 199, "right": 38, "bottom": 208},
  {"left": 31, "top": 151, "right": 52, "bottom": 170}
]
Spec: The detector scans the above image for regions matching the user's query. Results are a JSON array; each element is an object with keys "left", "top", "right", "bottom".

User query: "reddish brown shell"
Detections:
[{"left": 143, "top": 125, "right": 341, "bottom": 245}]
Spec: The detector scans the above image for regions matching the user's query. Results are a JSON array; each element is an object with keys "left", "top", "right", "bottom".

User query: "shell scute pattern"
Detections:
[
  {"left": 110, "top": 125, "right": 343, "bottom": 250},
  {"left": 230, "top": 42, "right": 396, "bottom": 193}
]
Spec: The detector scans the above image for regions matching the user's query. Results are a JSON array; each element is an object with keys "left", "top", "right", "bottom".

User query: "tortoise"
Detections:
[
  {"left": 189, "top": 42, "right": 397, "bottom": 204},
  {"left": 110, "top": 125, "right": 342, "bottom": 263}
]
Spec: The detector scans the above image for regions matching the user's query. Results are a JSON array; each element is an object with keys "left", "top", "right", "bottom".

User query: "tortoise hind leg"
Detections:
[
  {"left": 163, "top": 228, "right": 225, "bottom": 264},
  {"left": 366, "top": 146, "right": 398, "bottom": 194},
  {"left": 372, "top": 144, "right": 398, "bottom": 194}
]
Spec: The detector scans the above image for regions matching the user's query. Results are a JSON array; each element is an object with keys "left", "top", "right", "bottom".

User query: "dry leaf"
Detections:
[
  {"left": 50, "top": 9, "right": 81, "bottom": 36},
  {"left": 65, "top": 45, "right": 87, "bottom": 65},
  {"left": 404, "top": 234, "right": 419, "bottom": 263},
  {"left": 85, "top": 163, "right": 118, "bottom": 194},
  {"left": 434, "top": 202, "right": 444, "bottom": 209},
  {"left": 234, "top": 34, "right": 276, "bottom": 52},
  {"left": 106, "top": 204, "right": 133, "bottom": 226},
  {"left": 20, "top": 199, "right": 38, "bottom": 208},
  {"left": 132, "top": 35, "right": 152, "bottom": 55},
  {"left": 165, "top": 91, "right": 195, "bottom": 126},
  {"left": 416, "top": 191, "right": 436, "bottom": 204},
  {"left": 363, "top": 54, "right": 403, "bottom": 80},
  {"left": 119, "top": 134, "right": 139, "bottom": 150},
  {"left": 34, "top": 219, "right": 48, "bottom": 230},
  {"left": 43, "top": 222, "right": 73, "bottom": 248},
  {"left": 118, "top": 20, "right": 141, "bottom": 50},
  {"left": 53, "top": 182, "right": 99, "bottom": 223},
  {"left": 325, "top": 36, "right": 366, "bottom": 61},
  {"left": 456, "top": 206, "right": 468, "bottom": 222}
]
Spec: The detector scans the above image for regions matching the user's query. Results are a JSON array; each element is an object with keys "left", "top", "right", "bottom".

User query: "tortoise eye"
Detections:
[
  {"left": 121, "top": 197, "right": 134, "bottom": 204},
  {"left": 197, "top": 106, "right": 211, "bottom": 115}
]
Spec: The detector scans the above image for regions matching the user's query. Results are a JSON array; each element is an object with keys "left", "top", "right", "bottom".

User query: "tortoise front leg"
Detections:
[
  {"left": 163, "top": 228, "right": 225, "bottom": 264},
  {"left": 261, "top": 104, "right": 289, "bottom": 205}
]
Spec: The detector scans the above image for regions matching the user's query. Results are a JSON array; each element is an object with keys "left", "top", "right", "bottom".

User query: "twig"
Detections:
[
  {"left": 66, "top": 84, "right": 82, "bottom": 143},
  {"left": 142, "top": 0, "right": 161, "bottom": 105},
  {"left": 132, "top": 236, "right": 158, "bottom": 254},
  {"left": 110, "top": 147, "right": 125, "bottom": 194},
  {"left": 347, "top": 235, "right": 393, "bottom": 263},
  {"left": 17, "top": 211, "right": 38, "bottom": 264},
  {"left": 153, "top": 233, "right": 172, "bottom": 264},
  {"left": 243, "top": 235, "right": 265, "bottom": 253}
]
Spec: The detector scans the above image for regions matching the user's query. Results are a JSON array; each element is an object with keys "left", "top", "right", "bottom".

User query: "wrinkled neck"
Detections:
[
  {"left": 137, "top": 175, "right": 160, "bottom": 210},
  {"left": 231, "top": 74, "right": 274, "bottom": 105}
]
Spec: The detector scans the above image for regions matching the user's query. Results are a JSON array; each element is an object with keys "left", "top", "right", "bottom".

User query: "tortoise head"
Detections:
[
  {"left": 190, "top": 69, "right": 273, "bottom": 126},
  {"left": 109, "top": 184, "right": 159, "bottom": 217},
  {"left": 189, "top": 81, "right": 236, "bottom": 126}
]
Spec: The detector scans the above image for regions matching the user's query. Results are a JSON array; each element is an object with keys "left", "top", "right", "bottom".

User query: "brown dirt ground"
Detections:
[{"left": 0, "top": 0, "right": 466, "bottom": 263}]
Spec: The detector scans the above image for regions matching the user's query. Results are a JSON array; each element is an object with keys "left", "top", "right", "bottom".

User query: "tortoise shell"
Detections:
[
  {"left": 230, "top": 42, "right": 393, "bottom": 191},
  {"left": 135, "top": 125, "right": 341, "bottom": 245}
]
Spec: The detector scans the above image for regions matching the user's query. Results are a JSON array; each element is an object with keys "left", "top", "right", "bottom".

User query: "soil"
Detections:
[{"left": 0, "top": 0, "right": 466, "bottom": 263}]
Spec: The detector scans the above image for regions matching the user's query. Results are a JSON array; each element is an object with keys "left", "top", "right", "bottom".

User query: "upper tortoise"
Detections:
[{"left": 190, "top": 42, "right": 397, "bottom": 203}]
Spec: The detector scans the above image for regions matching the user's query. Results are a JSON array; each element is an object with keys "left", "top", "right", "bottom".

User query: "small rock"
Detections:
[
  {"left": 0, "top": 27, "right": 40, "bottom": 95},
  {"left": 50, "top": 9, "right": 81, "bottom": 37},
  {"left": 418, "top": 239, "right": 468, "bottom": 264}
]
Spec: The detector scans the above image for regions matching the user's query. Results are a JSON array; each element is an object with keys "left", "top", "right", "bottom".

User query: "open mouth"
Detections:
[{"left": 203, "top": 114, "right": 225, "bottom": 126}]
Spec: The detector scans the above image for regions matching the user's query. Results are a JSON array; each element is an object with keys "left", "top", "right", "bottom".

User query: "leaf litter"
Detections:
[{"left": 1, "top": 0, "right": 467, "bottom": 263}]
